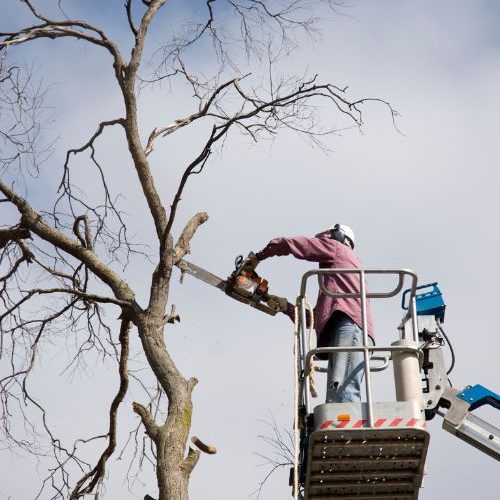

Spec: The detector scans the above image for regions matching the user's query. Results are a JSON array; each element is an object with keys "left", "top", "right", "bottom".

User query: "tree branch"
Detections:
[
  {"left": 72, "top": 215, "right": 93, "bottom": 250},
  {"left": 0, "top": 224, "right": 31, "bottom": 249},
  {"left": 69, "top": 318, "right": 131, "bottom": 499},
  {"left": 0, "top": 181, "right": 137, "bottom": 304},
  {"left": 132, "top": 402, "right": 159, "bottom": 441},
  {"left": 120, "top": 1, "right": 170, "bottom": 242},
  {"left": 1, "top": 2, "right": 124, "bottom": 71},
  {"left": 125, "top": 0, "right": 138, "bottom": 37},
  {"left": 144, "top": 76, "right": 243, "bottom": 157},
  {"left": 24, "top": 287, "right": 131, "bottom": 307},
  {"left": 180, "top": 447, "right": 200, "bottom": 477},
  {"left": 191, "top": 435, "right": 216, "bottom": 455},
  {"left": 173, "top": 212, "right": 209, "bottom": 263}
]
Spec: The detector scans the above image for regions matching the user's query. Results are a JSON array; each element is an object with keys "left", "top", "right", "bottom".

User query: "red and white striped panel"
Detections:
[{"left": 319, "top": 417, "right": 426, "bottom": 430}]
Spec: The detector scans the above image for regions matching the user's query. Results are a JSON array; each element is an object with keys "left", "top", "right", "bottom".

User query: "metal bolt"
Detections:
[
  {"left": 427, "top": 400, "right": 433, "bottom": 405},
  {"left": 435, "top": 385, "right": 441, "bottom": 390},
  {"left": 489, "top": 435, "right": 494, "bottom": 440}
]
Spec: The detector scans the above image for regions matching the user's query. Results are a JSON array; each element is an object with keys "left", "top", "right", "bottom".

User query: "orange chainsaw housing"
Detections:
[{"left": 232, "top": 270, "right": 269, "bottom": 300}]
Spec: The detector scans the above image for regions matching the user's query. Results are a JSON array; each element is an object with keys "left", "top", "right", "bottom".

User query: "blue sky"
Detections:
[{"left": 1, "top": 1, "right": 499, "bottom": 499}]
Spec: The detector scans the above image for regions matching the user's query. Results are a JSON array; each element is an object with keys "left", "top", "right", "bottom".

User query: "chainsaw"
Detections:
[{"left": 178, "top": 253, "right": 281, "bottom": 316}]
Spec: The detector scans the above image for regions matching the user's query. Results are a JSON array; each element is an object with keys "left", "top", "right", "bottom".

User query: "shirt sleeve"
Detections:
[{"left": 256, "top": 235, "right": 336, "bottom": 263}]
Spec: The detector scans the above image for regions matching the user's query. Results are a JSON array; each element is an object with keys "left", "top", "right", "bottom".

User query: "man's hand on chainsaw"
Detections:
[
  {"left": 265, "top": 294, "right": 289, "bottom": 313},
  {"left": 240, "top": 252, "right": 259, "bottom": 273}
]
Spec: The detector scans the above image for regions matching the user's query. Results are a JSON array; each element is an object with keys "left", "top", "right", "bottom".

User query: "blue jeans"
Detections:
[{"left": 325, "top": 316, "right": 373, "bottom": 403}]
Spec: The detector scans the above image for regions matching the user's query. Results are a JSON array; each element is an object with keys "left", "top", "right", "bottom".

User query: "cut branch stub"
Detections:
[
  {"left": 132, "top": 401, "right": 159, "bottom": 441},
  {"left": 173, "top": 212, "right": 209, "bottom": 262},
  {"left": 191, "top": 435, "right": 217, "bottom": 455}
]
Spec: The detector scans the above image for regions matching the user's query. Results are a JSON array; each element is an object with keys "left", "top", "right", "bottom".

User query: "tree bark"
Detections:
[
  {"left": 156, "top": 402, "right": 193, "bottom": 500},
  {"left": 134, "top": 311, "right": 198, "bottom": 500}
]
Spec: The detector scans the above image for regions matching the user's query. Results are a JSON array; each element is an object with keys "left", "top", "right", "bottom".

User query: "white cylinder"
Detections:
[{"left": 391, "top": 339, "right": 424, "bottom": 409}]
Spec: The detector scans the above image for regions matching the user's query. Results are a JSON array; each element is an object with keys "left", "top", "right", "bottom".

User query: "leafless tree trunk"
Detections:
[{"left": 0, "top": 1, "right": 394, "bottom": 498}]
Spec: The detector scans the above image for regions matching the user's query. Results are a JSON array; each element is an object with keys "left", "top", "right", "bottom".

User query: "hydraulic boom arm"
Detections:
[
  {"left": 439, "top": 384, "right": 500, "bottom": 461},
  {"left": 403, "top": 284, "right": 499, "bottom": 462}
]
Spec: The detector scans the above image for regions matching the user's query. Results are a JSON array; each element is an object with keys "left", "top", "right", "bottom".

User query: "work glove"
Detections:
[
  {"left": 240, "top": 252, "right": 259, "bottom": 273},
  {"left": 266, "top": 294, "right": 289, "bottom": 313}
]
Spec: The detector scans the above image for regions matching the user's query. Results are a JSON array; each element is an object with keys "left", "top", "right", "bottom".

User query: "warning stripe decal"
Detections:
[
  {"left": 389, "top": 417, "right": 404, "bottom": 427},
  {"left": 320, "top": 419, "right": 333, "bottom": 430},
  {"left": 320, "top": 417, "right": 426, "bottom": 430},
  {"left": 353, "top": 419, "right": 367, "bottom": 428}
]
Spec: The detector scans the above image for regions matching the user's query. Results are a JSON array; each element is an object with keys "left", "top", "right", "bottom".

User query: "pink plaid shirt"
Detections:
[{"left": 256, "top": 235, "right": 375, "bottom": 345}]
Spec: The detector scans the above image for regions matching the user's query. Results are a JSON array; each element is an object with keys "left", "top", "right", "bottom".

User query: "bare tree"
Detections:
[
  {"left": 0, "top": 1, "right": 394, "bottom": 499},
  {"left": 254, "top": 416, "right": 296, "bottom": 499}
]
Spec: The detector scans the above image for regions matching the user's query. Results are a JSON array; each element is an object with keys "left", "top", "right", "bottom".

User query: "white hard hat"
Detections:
[{"left": 316, "top": 223, "right": 356, "bottom": 248}]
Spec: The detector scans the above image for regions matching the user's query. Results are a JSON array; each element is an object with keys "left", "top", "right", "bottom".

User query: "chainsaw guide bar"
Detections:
[{"left": 179, "top": 260, "right": 278, "bottom": 316}]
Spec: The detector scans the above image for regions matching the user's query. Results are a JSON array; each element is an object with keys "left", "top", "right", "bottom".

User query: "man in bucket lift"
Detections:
[{"left": 252, "top": 224, "right": 375, "bottom": 403}]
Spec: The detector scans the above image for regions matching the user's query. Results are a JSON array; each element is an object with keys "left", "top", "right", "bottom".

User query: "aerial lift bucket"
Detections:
[{"left": 304, "top": 402, "right": 429, "bottom": 500}]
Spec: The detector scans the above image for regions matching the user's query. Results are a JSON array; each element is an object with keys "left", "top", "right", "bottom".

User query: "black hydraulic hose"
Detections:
[{"left": 436, "top": 319, "right": 456, "bottom": 375}]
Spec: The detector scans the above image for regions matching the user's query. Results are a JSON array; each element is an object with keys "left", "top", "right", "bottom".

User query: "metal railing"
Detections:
[{"left": 297, "top": 268, "right": 420, "bottom": 428}]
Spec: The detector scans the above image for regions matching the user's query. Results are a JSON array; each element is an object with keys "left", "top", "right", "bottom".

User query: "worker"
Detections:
[{"left": 252, "top": 224, "right": 375, "bottom": 403}]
